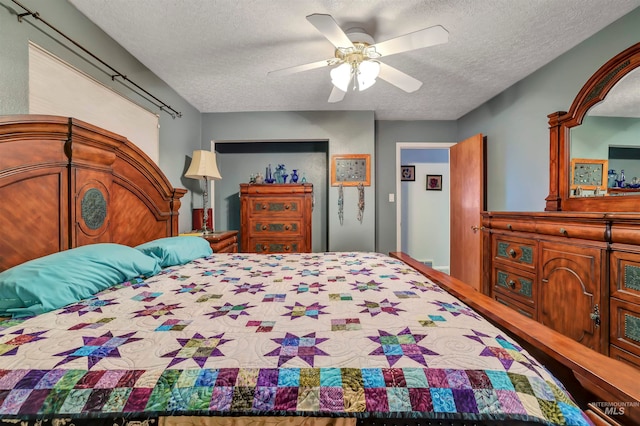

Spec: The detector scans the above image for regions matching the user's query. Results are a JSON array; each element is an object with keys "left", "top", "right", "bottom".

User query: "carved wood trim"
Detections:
[{"left": 547, "top": 42, "right": 640, "bottom": 212}]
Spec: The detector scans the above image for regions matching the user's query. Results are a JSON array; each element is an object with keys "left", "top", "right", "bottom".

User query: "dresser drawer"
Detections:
[
  {"left": 493, "top": 234, "right": 536, "bottom": 270},
  {"left": 610, "top": 297, "right": 640, "bottom": 358},
  {"left": 488, "top": 217, "right": 537, "bottom": 233},
  {"left": 534, "top": 220, "right": 607, "bottom": 241},
  {"left": 493, "top": 264, "right": 536, "bottom": 306},
  {"left": 201, "top": 231, "right": 238, "bottom": 253},
  {"left": 610, "top": 251, "right": 640, "bottom": 303},
  {"left": 249, "top": 197, "right": 303, "bottom": 217},
  {"left": 248, "top": 220, "right": 302, "bottom": 237},
  {"left": 215, "top": 243, "right": 238, "bottom": 253},
  {"left": 493, "top": 293, "right": 535, "bottom": 319},
  {"left": 609, "top": 345, "right": 640, "bottom": 369},
  {"left": 249, "top": 239, "right": 301, "bottom": 253}
]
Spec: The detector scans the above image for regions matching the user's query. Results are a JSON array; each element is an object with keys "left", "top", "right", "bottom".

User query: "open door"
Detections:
[{"left": 450, "top": 134, "right": 486, "bottom": 291}]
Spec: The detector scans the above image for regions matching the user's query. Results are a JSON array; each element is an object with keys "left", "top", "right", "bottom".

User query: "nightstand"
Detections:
[{"left": 201, "top": 231, "right": 238, "bottom": 253}]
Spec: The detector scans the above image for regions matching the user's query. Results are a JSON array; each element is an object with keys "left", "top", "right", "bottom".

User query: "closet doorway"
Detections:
[{"left": 212, "top": 140, "right": 329, "bottom": 252}]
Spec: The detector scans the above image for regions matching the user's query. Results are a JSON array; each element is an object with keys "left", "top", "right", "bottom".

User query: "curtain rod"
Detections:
[{"left": 11, "top": 0, "right": 182, "bottom": 119}]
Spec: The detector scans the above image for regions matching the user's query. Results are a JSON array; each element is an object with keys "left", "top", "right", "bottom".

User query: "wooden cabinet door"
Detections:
[{"left": 539, "top": 241, "right": 604, "bottom": 352}]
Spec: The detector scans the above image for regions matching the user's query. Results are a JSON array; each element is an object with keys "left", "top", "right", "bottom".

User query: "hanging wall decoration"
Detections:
[
  {"left": 357, "top": 182, "right": 365, "bottom": 223},
  {"left": 401, "top": 165, "right": 415, "bottom": 181},
  {"left": 331, "top": 154, "right": 371, "bottom": 186},
  {"left": 338, "top": 183, "right": 344, "bottom": 225},
  {"left": 426, "top": 174, "right": 443, "bottom": 191}
]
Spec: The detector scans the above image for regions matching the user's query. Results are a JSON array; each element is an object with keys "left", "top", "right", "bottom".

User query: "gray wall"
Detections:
[
  {"left": 458, "top": 7, "right": 640, "bottom": 212},
  {"left": 0, "top": 0, "right": 201, "bottom": 232},
  {"left": 375, "top": 121, "right": 458, "bottom": 255},
  {"left": 202, "top": 111, "right": 375, "bottom": 252}
]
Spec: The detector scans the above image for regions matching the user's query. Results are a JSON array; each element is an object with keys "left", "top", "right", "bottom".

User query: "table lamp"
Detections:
[{"left": 185, "top": 150, "right": 221, "bottom": 234}]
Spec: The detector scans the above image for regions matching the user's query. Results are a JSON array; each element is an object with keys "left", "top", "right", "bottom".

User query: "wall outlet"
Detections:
[{"left": 388, "top": 193, "right": 395, "bottom": 202}]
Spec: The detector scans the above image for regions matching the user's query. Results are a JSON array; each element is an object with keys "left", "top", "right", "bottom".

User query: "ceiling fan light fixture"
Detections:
[
  {"left": 357, "top": 60, "right": 380, "bottom": 91},
  {"left": 330, "top": 62, "right": 351, "bottom": 92}
]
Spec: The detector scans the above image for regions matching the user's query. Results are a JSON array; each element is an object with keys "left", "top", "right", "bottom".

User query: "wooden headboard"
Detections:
[{"left": 0, "top": 115, "right": 186, "bottom": 271}]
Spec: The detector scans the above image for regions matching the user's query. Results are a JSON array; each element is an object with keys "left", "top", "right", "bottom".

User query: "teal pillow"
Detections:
[
  {"left": 135, "top": 236, "right": 212, "bottom": 267},
  {"left": 0, "top": 243, "right": 160, "bottom": 318}
]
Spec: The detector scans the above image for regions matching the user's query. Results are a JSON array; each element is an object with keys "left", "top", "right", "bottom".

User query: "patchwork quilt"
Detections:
[{"left": 0, "top": 252, "right": 592, "bottom": 425}]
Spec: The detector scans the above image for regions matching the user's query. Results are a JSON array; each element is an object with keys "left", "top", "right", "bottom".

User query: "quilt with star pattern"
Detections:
[{"left": 0, "top": 252, "right": 592, "bottom": 425}]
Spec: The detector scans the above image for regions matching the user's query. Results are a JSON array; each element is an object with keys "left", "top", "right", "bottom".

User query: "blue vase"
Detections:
[
  {"left": 291, "top": 169, "right": 299, "bottom": 183},
  {"left": 265, "top": 164, "right": 274, "bottom": 183}
]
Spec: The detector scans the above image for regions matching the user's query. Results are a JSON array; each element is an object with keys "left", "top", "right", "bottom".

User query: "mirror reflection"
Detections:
[{"left": 570, "top": 68, "right": 640, "bottom": 197}]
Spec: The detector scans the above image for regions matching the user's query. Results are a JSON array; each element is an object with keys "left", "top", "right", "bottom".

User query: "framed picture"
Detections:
[
  {"left": 401, "top": 165, "right": 415, "bottom": 181},
  {"left": 426, "top": 174, "right": 442, "bottom": 191},
  {"left": 331, "top": 154, "right": 371, "bottom": 186},
  {"left": 570, "top": 158, "right": 607, "bottom": 191}
]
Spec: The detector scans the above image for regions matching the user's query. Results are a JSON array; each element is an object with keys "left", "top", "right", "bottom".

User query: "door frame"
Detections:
[{"left": 395, "top": 142, "right": 456, "bottom": 251}]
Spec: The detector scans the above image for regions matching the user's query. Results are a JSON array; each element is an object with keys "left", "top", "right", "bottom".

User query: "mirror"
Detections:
[
  {"left": 546, "top": 42, "right": 640, "bottom": 212},
  {"left": 570, "top": 68, "right": 640, "bottom": 198}
]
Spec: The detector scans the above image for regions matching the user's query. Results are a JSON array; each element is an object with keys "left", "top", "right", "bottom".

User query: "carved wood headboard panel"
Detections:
[{"left": 0, "top": 115, "right": 186, "bottom": 271}]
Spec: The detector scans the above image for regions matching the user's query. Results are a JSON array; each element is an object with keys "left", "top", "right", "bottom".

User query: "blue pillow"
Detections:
[
  {"left": 135, "top": 236, "right": 212, "bottom": 267},
  {"left": 0, "top": 243, "right": 160, "bottom": 318}
]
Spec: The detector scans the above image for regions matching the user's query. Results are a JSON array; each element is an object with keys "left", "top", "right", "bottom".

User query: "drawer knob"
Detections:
[
  {"left": 285, "top": 245, "right": 291, "bottom": 251},
  {"left": 285, "top": 225, "right": 290, "bottom": 230},
  {"left": 507, "top": 224, "right": 512, "bottom": 231},
  {"left": 508, "top": 248, "right": 517, "bottom": 258},
  {"left": 285, "top": 204, "right": 291, "bottom": 210},
  {"left": 262, "top": 225, "right": 267, "bottom": 230},
  {"left": 261, "top": 204, "right": 267, "bottom": 210},
  {"left": 508, "top": 280, "right": 516, "bottom": 289},
  {"left": 559, "top": 228, "right": 567, "bottom": 235},
  {"left": 262, "top": 245, "right": 268, "bottom": 251}
]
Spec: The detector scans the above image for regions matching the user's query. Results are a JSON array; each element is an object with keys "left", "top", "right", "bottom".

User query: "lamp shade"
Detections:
[
  {"left": 330, "top": 63, "right": 352, "bottom": 92},
  {"left": 357, "top": 60, "right": 380, "bottom": 91},
  {"left": 185, "top": 150, "right": 221, "bottom": 180}
]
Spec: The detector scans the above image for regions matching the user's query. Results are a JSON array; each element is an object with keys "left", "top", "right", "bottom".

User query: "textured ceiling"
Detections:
[{"left": 68, "top": 0, "right": 640, "bottom": 120}]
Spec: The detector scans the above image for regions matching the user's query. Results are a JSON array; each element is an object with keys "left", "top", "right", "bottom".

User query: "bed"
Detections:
[{"left": 0, "top": 115, "right": 638, "bottom": 426}]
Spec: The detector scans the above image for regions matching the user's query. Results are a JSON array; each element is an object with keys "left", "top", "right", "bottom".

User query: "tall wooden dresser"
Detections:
[{"left": 239, "top": 183, "right": 313, "bottom": 253}]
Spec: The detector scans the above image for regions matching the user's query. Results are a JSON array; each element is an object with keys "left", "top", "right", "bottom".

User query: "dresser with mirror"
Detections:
[{"left": 482, "top": 42, "right": 640, "bottom": 368}]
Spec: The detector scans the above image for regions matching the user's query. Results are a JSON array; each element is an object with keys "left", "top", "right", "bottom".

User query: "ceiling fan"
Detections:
[{"left": 268, "top": 13, "right": 449, "bottom": 103}]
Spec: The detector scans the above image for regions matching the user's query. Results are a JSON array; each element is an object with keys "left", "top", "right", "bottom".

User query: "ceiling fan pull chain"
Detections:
[
  {"left": 357, "top": 182, "right": 365, "bottom": 223},
  {"left": 338, "top": 183, "right": 344, "bottom": 225}
]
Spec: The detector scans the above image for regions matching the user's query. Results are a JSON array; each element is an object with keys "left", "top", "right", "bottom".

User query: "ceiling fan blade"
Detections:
[
  {"left": 328, "top": 85, "right": 346, "bottom": 103},
  {"left": 306, "top": 13, "right": 354, "bottom": 49},
  {"left": 378, "top": 62, "right": 423, "bottom": 93},
  {"left": 268, "top": 58, "right": 333, "bottom": 77},
  {"left": 372, "top": 25, "right": 448, "bottom": 57}
]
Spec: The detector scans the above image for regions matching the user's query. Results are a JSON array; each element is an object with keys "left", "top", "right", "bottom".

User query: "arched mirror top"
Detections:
[{"left": 546, "top": 42, "right": 640, "bottom": 212}]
